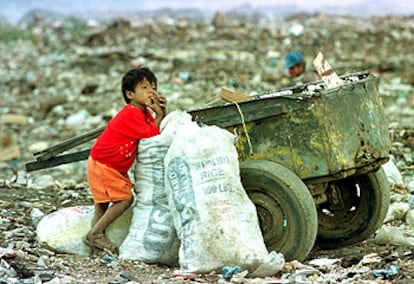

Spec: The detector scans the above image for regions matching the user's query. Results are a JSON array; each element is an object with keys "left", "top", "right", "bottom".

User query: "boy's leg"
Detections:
[
  {"left": 91, "top": 198, "right": 132, "bottom": 235},
  {"left": 91, "top": 202, "right": 109, "bottom": 227},
  {"left": 85, "top": 198, "right": 132, "bottom": 254},
  {"left": 85, "top": 157, "right": 133, "bottom": 254},
  {"left": 85, "top": 202, "right": 108, "bottom": 254}
]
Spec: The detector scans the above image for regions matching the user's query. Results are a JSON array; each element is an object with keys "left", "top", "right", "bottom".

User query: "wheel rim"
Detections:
[
  {"left": 240, "top": 160, "right": 318, "bottom": 261},
  {"left": 247, "top": 188, "right": 289, "bottom": 252},
  {"left": 317, "top": 176, "right": 370, "bottom": 238}
]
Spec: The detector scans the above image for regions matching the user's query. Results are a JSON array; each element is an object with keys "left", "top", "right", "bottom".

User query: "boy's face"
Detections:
[{"left": 126, "top": 78, "right": 157, "bottom": 110}]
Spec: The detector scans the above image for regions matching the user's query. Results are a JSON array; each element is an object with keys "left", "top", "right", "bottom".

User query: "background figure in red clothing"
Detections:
[{"left": 84, "top": 67, "right": 167, "bottom": 255}]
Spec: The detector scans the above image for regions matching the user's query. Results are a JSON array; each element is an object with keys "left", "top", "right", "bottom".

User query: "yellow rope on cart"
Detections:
[{"left": 234, "top": 102, "right": 253, "bottom": 155}]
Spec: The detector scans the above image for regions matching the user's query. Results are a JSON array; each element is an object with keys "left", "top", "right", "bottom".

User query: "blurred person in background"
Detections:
[{"left": 284, "top": 51, "right": 318, "bottom": 86}]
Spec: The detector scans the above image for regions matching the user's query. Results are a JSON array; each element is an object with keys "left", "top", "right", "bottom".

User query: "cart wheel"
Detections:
[
  {"left": 316, "top": 167, "right": 390, "bottom": 249},
  {"left": 240, "top": 160, "right": 318, "bottom": 261}
]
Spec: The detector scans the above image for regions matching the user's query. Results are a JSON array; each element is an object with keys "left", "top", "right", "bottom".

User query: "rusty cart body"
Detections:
[
  {"left": 188, "top": 71, "right": 391, "bottom": 261},
  {"left": 26, "top": 71, "right": 391, "bottom": 262}
]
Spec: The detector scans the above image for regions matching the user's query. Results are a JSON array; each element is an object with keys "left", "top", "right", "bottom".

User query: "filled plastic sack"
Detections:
[
  {"left": 37, "top": 205, "right": 131, "bottom": 256},
  {"left": 164, "top": 119, "right": 270, "bottom": 273},
  {"left": 119, "top": 111, "right": 191, "bottom": 264}
]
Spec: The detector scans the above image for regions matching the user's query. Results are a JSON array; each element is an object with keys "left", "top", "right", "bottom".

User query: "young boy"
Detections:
[{"left": 84, "top": 67, "right": 167, "bottom": 254}]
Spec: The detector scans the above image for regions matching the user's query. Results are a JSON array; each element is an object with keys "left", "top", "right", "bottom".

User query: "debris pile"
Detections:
[{"left": 0, "top": 9, "right": 413, "bottom": 283}]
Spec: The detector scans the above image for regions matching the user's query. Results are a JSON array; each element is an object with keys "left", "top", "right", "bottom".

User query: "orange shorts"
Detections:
[{"left": 87, "top": 157, "right": 133, "bottom": 203}]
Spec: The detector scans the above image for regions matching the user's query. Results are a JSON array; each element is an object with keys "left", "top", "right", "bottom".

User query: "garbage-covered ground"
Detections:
[{"left": 1, "top": 9, "right": 414, "bottom": 283}]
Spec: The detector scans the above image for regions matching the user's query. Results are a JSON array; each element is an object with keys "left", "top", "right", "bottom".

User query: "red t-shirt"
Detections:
[{"left": 90, "top": 104, "right": 160, "bottom": 175}]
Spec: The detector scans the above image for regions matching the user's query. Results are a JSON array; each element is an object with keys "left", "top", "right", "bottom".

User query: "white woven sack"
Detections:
[
  {"left": 119, "top": 110, "right": 191, "bottom": 264},
  {"left": 37, "top": 205, "right": 131, "bottom": 256},
  {"left": 164, "top": 120, "right": 269, "bottom": 273}
]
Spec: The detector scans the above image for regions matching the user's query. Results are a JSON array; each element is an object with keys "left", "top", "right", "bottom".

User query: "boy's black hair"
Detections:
[{"left": 121, "top": 67, "right": 158, "bottom": 103}]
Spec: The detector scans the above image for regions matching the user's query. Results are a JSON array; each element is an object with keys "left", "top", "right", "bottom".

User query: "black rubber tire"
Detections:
[
  {"left": 240, "top": 160, "right": 318, "bottom": 262},
  {"left": 316, "top": 167, "right": 390, "bottom": 249}
]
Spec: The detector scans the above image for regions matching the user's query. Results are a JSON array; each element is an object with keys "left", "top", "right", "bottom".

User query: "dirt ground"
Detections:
[{"left": 1, "top": 172, "right": 414, "bottom": 283}]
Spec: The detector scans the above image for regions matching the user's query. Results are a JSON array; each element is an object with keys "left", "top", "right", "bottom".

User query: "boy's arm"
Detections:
[{"left": 148, "top": 94, "right": 167, "bottom": 127}]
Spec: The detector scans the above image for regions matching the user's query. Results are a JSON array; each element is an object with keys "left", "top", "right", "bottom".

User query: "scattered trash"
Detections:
[
  {"left": 384, "top": 202, "right": 410, "bottom": 223},
  {"left": 0, "top": 6, "right": 413, "bottom": 284},
  {"left": 0, "top": 247, "right": 17, "bottom": 258},
  {"left": 109, "top": 271, "right": 141, "bottom": 284},
  {"left": 374, "top": 225, "right": 414, "bottom": 247},
  {"left": 29, "top": 174, "right": 55, "bottom": 190},
  {"left": 30, "top": 208, "right": 45, "bottom": 227},
  {"left": 102, "top": 253, "right": 119, "bottom": 267},
  {"left": 313, "top": 51, "right": 343, "bottom": 89},
  {"left": 0, "top": 133, "right": 21, "bottom": 162},
  {"left": 382, "top": 158, "right": 405, "bottom": 187},
  {"left": 222, "top": 266, "right": 241, "bottom": 280},
  {"left": 372, "top": 264, "right": 398, "bottom": 279},
  {"left": 249, "top": 251, "right": 285, "bottom": 278},
  {"left": 28, "top": 141, "right": 50, "bottom": 153},
  {"left": 308, "top": 258, "right": 341, "bottom": 271},
  {"left": 286, "top": 268, "right": 323, "bottom": 283}
]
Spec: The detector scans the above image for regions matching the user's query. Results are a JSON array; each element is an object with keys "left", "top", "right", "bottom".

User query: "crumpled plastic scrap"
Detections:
[
  {"left": 372, "top": 264, "right": 398, "bottom": 279},
  {"left": 222, "top": 266, "right": 241, "bottom": 279}
]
